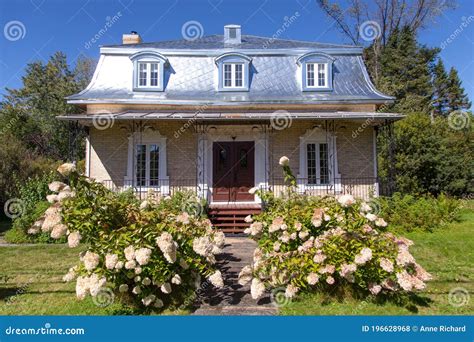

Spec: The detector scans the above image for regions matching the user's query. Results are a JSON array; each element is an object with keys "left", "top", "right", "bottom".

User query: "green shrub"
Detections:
[
  {"left": 5, "top": 200, "right": 65, "bottom": 244},
  {"left": 239, "top": 159, "right": 432, "bottom": 305},
  {"left": 4, "top": 171, "right": 60, "bottom": 243},
  {"left": 4, "top": 226, "right": 30, "bottom": 243},
  {"left": 35, "top": 164, "right": 225, "bottom": 312},
  {"left": 376, "top": 193, "right": 461, "bottom": 232}
]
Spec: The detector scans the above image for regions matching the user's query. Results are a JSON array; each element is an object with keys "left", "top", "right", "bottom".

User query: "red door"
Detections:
[{"left": 212, "top": 141, "right": 255, "bottom": 202}]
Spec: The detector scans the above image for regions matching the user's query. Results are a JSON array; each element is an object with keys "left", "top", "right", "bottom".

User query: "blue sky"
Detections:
[{"left": 1, "top": 0, "right": 473, "bottom": 101}]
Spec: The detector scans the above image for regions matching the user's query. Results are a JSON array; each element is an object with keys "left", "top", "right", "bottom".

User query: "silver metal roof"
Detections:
[
  {"left": 57, "top": 111, "right": 404, "bottom": 122},
  {"left": 67, "top": 34, "right": 394, "bottom": 106},
  {"left": 102, "top": 35, "right": 362, "bottom": 50}
]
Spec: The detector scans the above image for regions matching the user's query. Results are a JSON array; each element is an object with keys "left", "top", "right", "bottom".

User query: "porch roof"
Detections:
[{"left": 57, "top": 111, "right": 403, "bottom": 123}]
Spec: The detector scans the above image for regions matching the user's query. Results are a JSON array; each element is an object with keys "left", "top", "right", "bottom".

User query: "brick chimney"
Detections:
[
  {"left": 224, "top": 25, "right": 241, "bottom": 45},
  {"left": 122, "top": 31, "right": 142, "bottom": 45}
]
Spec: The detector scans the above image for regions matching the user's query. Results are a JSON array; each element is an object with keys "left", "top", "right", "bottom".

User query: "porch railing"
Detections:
[
  {"left": 265, "top": 177, "right": 390, "bottom": 199},
  {"left": 102, "top": 179, "right": 199, "bottom": 200},
  {"left": 101, "top": 177, "right": 391, "bottom": 200}
]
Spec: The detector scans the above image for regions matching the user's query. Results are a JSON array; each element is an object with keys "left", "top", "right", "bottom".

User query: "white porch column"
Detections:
[{"left": 197, "top": 128, "right": 209, "bottom": 201}]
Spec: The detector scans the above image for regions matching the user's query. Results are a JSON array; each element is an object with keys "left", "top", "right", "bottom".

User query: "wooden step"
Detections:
[
  {"left": 208, "top": 209, "right": 261, "bottom": 215},
  {"left": 208, "top": 204, "right": 261, "bottom": 234}
]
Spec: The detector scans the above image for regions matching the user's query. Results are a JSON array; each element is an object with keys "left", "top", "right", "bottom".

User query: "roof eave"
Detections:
[{"left": 66, "top": 98, "right": 395, "bottom": 106}]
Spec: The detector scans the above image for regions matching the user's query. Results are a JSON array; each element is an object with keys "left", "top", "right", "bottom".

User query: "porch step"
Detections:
[{"left": 208, "top": 205, "right": 261, "bottom": 234}]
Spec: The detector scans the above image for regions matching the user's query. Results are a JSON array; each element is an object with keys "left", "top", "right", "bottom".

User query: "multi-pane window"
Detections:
[
  {"left": 306, "top": 63, "right": 315, "bottom": 87},
  {"left": 307, "top": 143, "right": 329, "bottom": 185},
  {"left": 222, "top": 63, "right": 245, "bottom": 88},
  {"left": 235, "top": 64, "right": 243, "bottom": 87},
  {"left": 139, "top": 63, "right": 147, "bottom": 87},
  {"left": 137, "top": 62, "right": 160, "bottom": 88},
  {"left": 306, "top": 63, "right": 327, "bottom": 88},
  {"left": 224, "top": 64, "right": 232, "bottom": 87},
  {"left": 150, "top": 63, "right": 158, "bottom": 87},
  {"left": 317, "top": 63, "right": 327, "bottom": 87},
  {"left": 136, "top": 144, "right": 160, "bottom": 186},
  {"left": 136, "top": 144, "right": 147, "bottom": 186}
]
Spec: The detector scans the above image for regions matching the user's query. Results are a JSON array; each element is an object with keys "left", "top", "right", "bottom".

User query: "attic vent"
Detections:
[{"left": 224, "top": 24, "right": 241, "bottom": 45}]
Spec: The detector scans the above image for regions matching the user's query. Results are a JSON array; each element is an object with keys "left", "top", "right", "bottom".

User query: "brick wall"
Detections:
[
  {"left": 89, "top": 119, "right": 376, "bottom": 197},
  {"left": 269, "top": 120, "right": 375, "bottom": 179},
  {"left": 89, "top": 122, "right": 197, "bottom": 185}
]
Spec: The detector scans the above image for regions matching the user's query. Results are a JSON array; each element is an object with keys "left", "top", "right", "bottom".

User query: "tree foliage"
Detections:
[
  {"left": 0, "top": 52, "right": 95, "bottom": 206},
  {"left": 378, "top": 113, "right": 473, "bottom": 196}
]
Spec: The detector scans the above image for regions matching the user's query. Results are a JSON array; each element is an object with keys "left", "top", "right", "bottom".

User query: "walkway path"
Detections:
[{"left": 192, "top": 237, "right": 278, "bottom": 315}]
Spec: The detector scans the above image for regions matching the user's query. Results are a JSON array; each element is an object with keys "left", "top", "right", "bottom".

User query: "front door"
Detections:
[{"left": 212, "top": 141, "right": 255, "bottom": 202}]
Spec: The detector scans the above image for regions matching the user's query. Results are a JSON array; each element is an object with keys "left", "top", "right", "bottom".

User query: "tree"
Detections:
[
  {"left": 1, "top": 52, "right": 94, "bottom": 160},
  {"left": 316, "top": 0, "right": 456, "bottom": 83},
  {"left": 431, "top": 59, "right": 450, "bottom": 116},
  {"left": 0, "top": 52, "right": 95, "bottom": 206},
  {"left": 378, "top": 113, "right": 473, "bottom": 196},
  {"left": 446, "top": 67, "right": 471, "bottom": 113},
  {"left": 376, "top": 26, "right": 438, "bottom": 113}
]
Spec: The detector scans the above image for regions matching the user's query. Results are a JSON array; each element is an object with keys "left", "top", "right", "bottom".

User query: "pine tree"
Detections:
[
  {"left": 431, "top": 59, "right": 449, "bottom": 116},
  {"left": 446, "top": 67, "right": 471, "bottom": 113},
  {"left": 376, "top": 26, "right": 438, "bottom": 114}
]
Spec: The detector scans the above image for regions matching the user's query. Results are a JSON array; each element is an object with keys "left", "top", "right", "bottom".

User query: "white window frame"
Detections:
[
  {"left": 306, "top": 62, "right": 328, "bottom": 89},
  {"left": 222, "top": 62, "right": 245, "bottom": 89},
  {"left": 130, "top": 51, "right": 168, "bottom": 92},
  {"left": 136, "top": 62, "right": 161, "bottom": 89},
  {"left": 298, "top": 127, "right": 341, "bottom": 191},
  {"left": 125, "top": 131, "right": 168, "bottom": 193},
  {"left": 306, "top": 142, "right": 330, "bottom": 185},
  {"left": 135, "top": 143, "right": 160, "bottom": 187}
]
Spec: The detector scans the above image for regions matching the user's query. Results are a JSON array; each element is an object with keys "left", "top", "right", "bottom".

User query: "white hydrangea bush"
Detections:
[
  {"left": 239, "top": 159, "right": 431, "bottom": 303},
  {"left": 38, "top": 164, "right": 225, "bottom": 311}
]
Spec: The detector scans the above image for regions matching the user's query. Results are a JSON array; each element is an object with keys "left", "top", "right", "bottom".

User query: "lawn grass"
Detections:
[
  {"left": 280, "top": 207, "right": 474, "bottom": 315},
  {"left": 0, "top": 207, "right": 472, "bottom": 315},
  {"left": 0, "top": 244, "right": 189, "bottom": 315}
]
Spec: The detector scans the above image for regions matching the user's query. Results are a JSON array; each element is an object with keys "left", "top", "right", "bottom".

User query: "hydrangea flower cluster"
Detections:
[
  {"left": 34, "top": 163, "right": 225, "bottom": 311},
  {"left": 239, "top": 159, "right": 431, "bottom": 302}
]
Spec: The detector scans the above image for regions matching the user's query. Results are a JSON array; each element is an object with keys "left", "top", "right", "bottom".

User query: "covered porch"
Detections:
[{"left": 60, "top": 110, "right": 402, "bottom": 204}]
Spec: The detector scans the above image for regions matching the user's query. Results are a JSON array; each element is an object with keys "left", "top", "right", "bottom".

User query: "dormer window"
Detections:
[
  {"left": 130, "top": 51, "right": 168, "bottom": 91},
  {"left": 223, "top": 63, "right": 244, "bottom": 88},
  {"left": 297, "top": 52, "right": 335, "bottom": 92},
  {"left": 138, "top": 62, "right": 160, "bottom": 88},
  {"left": 306, "top": 62, "right": 328, "bottom": 88},
  {"left": 215, "top": 53, "right": 251, "bottom": 91}
]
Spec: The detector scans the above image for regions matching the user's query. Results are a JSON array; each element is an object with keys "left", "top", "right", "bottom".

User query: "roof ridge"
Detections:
[
  {"left": 241, "top": 34, "right": 361, "bottom": 48},
  {"left": 102, "top": 33, "right": 362, "bottom": 49}
]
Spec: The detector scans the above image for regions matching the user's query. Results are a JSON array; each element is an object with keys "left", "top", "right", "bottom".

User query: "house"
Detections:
[{"left": 60, "top": 25, "right": 402, "bottom": 231}]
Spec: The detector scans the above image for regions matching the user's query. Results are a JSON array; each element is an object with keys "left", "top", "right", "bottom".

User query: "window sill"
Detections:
[
  {"left": 218, "top": 87, "right": 250, "bottom": 92},
  {"left": 133, "top": 87, "right": 164, "bottom": 92},
  {"left": 302, "top": 87, "right": 333, "bottom": 92}
]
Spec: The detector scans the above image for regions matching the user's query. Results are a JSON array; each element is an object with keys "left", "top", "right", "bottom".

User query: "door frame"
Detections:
[
  {"left": 212, "top": 140, "right": 256, "bottom": 202},
  {"left": 197, "top": 125, "right": 269, "bottom": 204}
]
